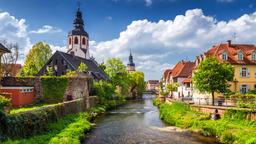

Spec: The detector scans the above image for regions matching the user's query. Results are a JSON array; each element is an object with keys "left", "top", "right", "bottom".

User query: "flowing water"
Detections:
[{"left": 83, "top": 95, "right": 218, "bottom": 144}]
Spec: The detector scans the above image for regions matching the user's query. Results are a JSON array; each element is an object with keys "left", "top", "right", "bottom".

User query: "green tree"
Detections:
[
  {"left": 104, "top": 58, "right": 130, "bottom": 95},
  {"left": 166, "top": 82, "right": 179, "bottom": 98},
  {"left": 129, "top": 71, "right": 145, "bottom": 97},
  {"left": 77, "top": 63, "right": 88, "bottom": 73},
  {"left": 99, "top": 62, "right": 106, "bottom": 71},
  {"left": 193, "top": 57, "right": 234, "bottom": 105},
  {"left": 23, "top": 42, "right": 52, "bottom": 76}
]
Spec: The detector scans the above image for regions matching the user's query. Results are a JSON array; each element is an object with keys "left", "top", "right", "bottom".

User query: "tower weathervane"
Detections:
[{"left": 77, "top": 0, "right": 81, "bottom": 9}]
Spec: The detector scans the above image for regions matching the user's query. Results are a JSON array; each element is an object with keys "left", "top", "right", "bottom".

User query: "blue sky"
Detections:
[{"left": 1, "top": 0, "right": 256, "bottom": 80}]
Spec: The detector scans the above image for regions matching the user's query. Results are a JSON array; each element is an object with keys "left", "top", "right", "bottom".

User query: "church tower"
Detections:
[
  {"left": 127, "top": 50, "right": 136, "bottom": 72},
  {"left": 67, "top": 4, "right": 89, "bottom": 59}
]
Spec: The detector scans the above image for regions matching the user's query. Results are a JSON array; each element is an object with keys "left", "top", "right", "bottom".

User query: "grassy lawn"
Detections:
[
  {"left": 159, "top": 101, "right": 256, "bottom": 144},
  {"left": 10, "top": 103, "right": 58, "bottom": 114}
]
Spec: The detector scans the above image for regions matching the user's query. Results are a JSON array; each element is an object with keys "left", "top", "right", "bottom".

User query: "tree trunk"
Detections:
[{"left": 211, "top": 91, "right": 215, "bottom": 106}]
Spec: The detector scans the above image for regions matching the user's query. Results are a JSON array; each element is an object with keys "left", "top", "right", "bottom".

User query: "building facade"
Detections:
[
  {"left": 192, "top": 40, "right": 256, "bottom": 104},
  {"left": 146, "top": 80, "right": 159, "bottom": 91}
]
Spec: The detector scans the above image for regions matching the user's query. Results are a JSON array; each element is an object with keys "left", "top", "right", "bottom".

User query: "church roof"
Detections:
[{"left": 37, "top": 51, "right": 109, "bottom": 80}]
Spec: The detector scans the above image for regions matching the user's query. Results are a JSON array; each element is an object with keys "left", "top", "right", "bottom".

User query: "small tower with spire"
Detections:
[
  {"left": 127, "top": 49, "right": 136, "bottom": 72},
  {"left": 67, "top": 1, "right": 90, "bottom": 59}
]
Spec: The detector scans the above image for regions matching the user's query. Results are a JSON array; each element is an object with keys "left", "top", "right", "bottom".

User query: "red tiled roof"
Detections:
[
  {"left": 171, "top": 61, "right": 195, "bottom": 78},
  {"left": 163, "top": 69, "right": 172, "bottom": 81},
  {"left": 204, "top": 41, "right": 256, "bottom": 65},
  {"left": 183, "top": 75, "right": 192, "bottom": 83}
]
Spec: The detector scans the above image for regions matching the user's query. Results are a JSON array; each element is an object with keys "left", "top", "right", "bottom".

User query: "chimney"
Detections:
[{"left": 227, "top": 40, "right": 231, "bottom": 47}]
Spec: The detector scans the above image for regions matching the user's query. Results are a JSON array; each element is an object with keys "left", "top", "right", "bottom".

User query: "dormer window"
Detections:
[
  {"left": 222, "top": 52, "right": 228, "bottom": 60},
  {"left": 238, "top": 51, "right": 244, "bottom": 60},
  {"left": 252, "top": 51, "right": 256, "bottom": 61}
]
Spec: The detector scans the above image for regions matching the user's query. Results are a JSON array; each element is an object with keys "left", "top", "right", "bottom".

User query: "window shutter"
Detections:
[
  {"left": 240, "top": 68, "right": 242, "bottom": 77},
  {"left": 247, "top": 68, "right": 250, "bottom": 78},
  {"left": 240, "top": 85, "right": 242, "bottom": 93},
  {"left": 255, "top": 68, "right": 256, "bottom": 78}
]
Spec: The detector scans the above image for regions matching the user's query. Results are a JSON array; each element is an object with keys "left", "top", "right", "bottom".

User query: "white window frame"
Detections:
[
  {"left": 222, "top": 52, "right": 228, "bottom": 60},
  {"left": 252, "top": 51, "right": 256, "bottom": 61},
  {"left": 240, "top": 85, "right": 248, "bottom": 94},
  {"left": 238, "top": 51, "right": 244, "bottom": 61}
]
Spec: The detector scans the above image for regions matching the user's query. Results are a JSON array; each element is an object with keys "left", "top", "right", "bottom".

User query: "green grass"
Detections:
[
  {"left": 3, "top": 101, "right": 118, "bottom": 144},
  {"left": 159, "top": 102, "right": 256, "bottom": 144},
  {"left": 3, "top": 112, "right": 90, "bottom": 144},
  {"left": 10, "top": 103, "right": 57, "bottom": 114}
]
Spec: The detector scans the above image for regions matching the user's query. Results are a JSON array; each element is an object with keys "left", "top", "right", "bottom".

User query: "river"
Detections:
[{"left": 83, "top": 94, "right": 218, "bottom": 144}]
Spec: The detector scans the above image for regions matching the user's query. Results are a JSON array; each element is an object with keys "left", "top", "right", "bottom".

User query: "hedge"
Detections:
[{"left": 0, "top": 99, "right": 85, "bottom": 140}]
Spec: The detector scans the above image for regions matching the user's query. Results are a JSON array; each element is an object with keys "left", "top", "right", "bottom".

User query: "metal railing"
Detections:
[{"left": 181, "top": 97, "right": 256, "bottom": 109}]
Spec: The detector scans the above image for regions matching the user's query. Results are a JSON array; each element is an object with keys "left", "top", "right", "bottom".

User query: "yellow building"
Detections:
[
  {"left": 196, "top": 40, "right": 256, "bottom": 94},
  {"left": 192, "top": 40, "right": 256, "bottom": 105}
]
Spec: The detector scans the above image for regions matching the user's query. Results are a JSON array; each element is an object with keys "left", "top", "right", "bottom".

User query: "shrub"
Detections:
[
  {"left": 1, "top": 99, "right": 85, "bottom": 139},
  {"left": 0, "top": 95, "right": 10, "bottom": 110},
  {"left": 48, "top": 113, "right": 91, "bottom": 144},
  {"left": 153, "top": 97, "right": 160, "bottom": 106}
]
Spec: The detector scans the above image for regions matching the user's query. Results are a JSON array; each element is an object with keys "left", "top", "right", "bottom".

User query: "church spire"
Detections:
[
  {"left": 127, "top": 49, "right": 135, "bottom": 72},
  {"left": 73, "top": 1, "right": 84, "bottom": 30}
]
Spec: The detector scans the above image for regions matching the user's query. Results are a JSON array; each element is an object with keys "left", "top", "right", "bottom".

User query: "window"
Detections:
[
  {"left": 238, "top": 51, "right": 244, "bottom": 60},
  {"left": 82, "top": 37, "right": 86, "bottom": 45},
  {"left": 252, "top": 51, "right": 256, "bottom": 61},
  {"left": 74, "top": 37, "right": 78, "bottom": 44},
  {"left": 69, "top": 38, "right": 72, "bottom": 45},
  {"left": 240, "top": 85, "right": 248, "bottom": 94},
  {"left": 240, "top": 68, "right": 250, "bottom": 77},
  {"left": 222, "top": 52, "right": 228, "bottom": 60}
]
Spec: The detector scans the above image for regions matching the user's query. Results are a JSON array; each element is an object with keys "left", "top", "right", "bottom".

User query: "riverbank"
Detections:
[
  {"left": 3, "top": 99, "right": 126, "bottom": 144},
  {"left": 154, "top": 98, "right": 256, "bottom": 144}
]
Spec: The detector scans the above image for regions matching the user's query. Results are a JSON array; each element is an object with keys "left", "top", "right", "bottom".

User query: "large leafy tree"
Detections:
[
  {"left": 104, "top": 58, "right": 129, "bottom": 95},
  {"left": 23, "top": 42, "right": 52, "bottom": 76},
  {"left": 193, "top": 57, "right": 234, "bottom": 105},
  {"left": 129, "top": 71, "right": 145, "bottom": 97}
]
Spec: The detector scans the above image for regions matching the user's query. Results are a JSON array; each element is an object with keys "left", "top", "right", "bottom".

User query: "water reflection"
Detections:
[{"left": 83, "top": 94, "right": 218, "bottom": 144}]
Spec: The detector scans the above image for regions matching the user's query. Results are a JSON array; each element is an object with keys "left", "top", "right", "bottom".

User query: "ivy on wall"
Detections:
[{"left": 40, "top": 76, "right": 68, "bottom": 102}]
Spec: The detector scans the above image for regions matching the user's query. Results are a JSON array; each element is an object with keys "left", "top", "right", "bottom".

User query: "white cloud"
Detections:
[
  {"left": 145, "top": 0, "right": 152, "bottom": 6},
  {"left": 49, "top": 44, "right": 66, "bottom": 53},
  {"left": 90, "top": 9, "right": 256, "bottom": 80},
  {"left": 0, "top": 11, "right": 31, "bottom": 63},
  {"left": 30, "top": 25, "right": 62, "bottom": 34}
]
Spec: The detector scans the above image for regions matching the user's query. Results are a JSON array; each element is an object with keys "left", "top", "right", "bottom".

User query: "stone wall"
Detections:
[
  {"left": 191, "top": 104, "right": 256, "bottom": 120},
  {"left": 1, "top": 76, "right": 93, "bottom": 103}
]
